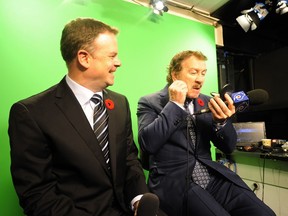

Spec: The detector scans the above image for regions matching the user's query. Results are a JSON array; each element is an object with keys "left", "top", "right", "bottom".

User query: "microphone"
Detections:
[
  {"left": 193, "top": 88, "right": 269, "bottom": 115},
  {"left": 137, "top": 193, "right": 159, "bottom": 216}
]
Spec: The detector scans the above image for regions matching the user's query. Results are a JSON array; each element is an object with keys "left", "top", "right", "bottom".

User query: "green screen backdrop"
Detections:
[{"left": 0, "top": 0, "right": 218, "bottom": 215}]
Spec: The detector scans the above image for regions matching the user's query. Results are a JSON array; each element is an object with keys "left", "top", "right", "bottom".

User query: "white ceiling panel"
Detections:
[
  {"left": 173, "top": 0, "right": 229, "bottom": 14},
  {"left": 129, "top": 0, "right": 230, "bottom": 14}
]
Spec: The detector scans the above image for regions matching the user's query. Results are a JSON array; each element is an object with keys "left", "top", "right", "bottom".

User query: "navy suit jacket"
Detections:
[
  {"left": 137, "top": 85, "right": 250, "bottom": 215},
  {"left": 8, "top": 77, "right": 148, "bottom": 216}
]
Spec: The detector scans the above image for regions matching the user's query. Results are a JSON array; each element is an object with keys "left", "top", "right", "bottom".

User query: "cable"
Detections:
[
  {"left": 252, "top": 182, "right": 260, "bottom": 192},
  {"left": 262, "top": 154, "right": 266, "bottom": 201}
]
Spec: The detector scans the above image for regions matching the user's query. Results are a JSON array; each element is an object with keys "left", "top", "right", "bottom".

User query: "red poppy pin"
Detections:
[
  {"left": 197, "top": 98, "right": 204, "bottom": 107},
  {"left": 105, "top": 99, "right": 115, "bottom": 110}
]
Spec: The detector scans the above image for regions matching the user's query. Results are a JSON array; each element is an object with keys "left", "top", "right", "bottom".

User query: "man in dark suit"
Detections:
[
  {"left": 8, "top": 18, "right": 153, "bottom": 216},
  {"left": 137, "top": 50, "right": 276, "bottom": 216}
]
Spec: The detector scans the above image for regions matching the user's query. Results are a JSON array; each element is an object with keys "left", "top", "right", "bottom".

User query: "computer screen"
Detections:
[{"left": 233, "top": 122, "right": 266, "bottom": 146}]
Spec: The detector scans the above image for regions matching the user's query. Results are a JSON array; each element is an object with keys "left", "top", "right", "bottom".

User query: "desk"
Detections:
[{"left": 217, "top": 150, "right": 288, "bottom": 216}]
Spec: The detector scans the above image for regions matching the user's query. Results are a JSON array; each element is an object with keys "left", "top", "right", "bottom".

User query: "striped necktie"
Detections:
[{"left": 91, "top": 94, "right": 110, "bottom": 169}]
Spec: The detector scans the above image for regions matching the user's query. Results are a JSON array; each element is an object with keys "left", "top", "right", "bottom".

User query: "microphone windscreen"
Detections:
[
  {"left": 247, "top": 89, "right": 269, "bottom": 105},
  {"left": 137, "top": 193, "right": 159, "bottom": 216}
]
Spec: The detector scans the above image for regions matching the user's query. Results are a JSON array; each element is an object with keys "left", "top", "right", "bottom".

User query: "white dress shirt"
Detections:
[{"left": 65, "top": 75, "right": 102, "bottom": 129}]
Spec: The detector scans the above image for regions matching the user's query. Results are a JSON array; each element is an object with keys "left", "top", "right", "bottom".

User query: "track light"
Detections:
[
  {"left": 150, "top": 0, "right": 168, "bottom": 16},
  {"left": 236, "top": 2, "right": 269, "bottom": 32},
  {"left": 276, "top": 0, "right": 288, "bottom": 14}
]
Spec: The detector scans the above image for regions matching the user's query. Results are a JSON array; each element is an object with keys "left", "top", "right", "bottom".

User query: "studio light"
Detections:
[
  {"left": 236, "top": 2, "right": 269, "bottom": 32},
  {"left": 276, "top": 0, "right": 288, "bottom": 14},
  {"left": 150, "top": 0, "right": 168, "bottom": 16}
]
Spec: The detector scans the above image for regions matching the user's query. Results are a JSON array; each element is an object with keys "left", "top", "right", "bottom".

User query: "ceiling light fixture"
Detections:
[
  {"left": 276, "top": 0, "right": 288, "bottom": 14},
  {"left": 236, "top": 2, "right": 270, "bottom": 32},
  {"left": 150, "top": 0, "right": 168, "bottom": 16}
]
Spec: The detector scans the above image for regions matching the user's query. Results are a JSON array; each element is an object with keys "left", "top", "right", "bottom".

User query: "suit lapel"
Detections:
[
  {"left": 193, "top": 95, "right": 211, "bottom": 150},
  {"left": 193, "top": 97, "right": 201, "bottom": 116},
  {"left": 54, "top": 79, "right": 110, "bottom": 176},
  {"left": 159, "top": 85, "right": 170, "bottom": 108},
  {"left": 193, "top": 96, "right": 209, "bottom": 121}
]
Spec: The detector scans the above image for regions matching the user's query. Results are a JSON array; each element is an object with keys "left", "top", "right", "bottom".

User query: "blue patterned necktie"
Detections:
[
  {"left": 185, "top": 99, "right": 210, "bottom": 189},
  {"left": 91, "top": 94, "right": 110, "bottom": 169}
]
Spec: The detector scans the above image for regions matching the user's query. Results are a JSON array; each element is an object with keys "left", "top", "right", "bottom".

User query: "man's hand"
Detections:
[
  {"left": 133, "top": 193, "right": 160, "bottom": 216},
  {"left": 133, "top": 201, "right": 139, "bottom": 216},
  {"left": 168, "top": 80, "right": 188, "bottom": 106},
  {"left": 208, "top": 93, "right": 235, "bottom": 122}
]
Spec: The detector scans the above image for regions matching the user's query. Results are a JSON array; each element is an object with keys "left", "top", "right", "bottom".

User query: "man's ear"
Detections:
[
  {"left": 77, "top": 49, "right": 90, "bottom": 69},
  {"left": 171, "top": 72, "right": 177, "bottom": 81}
]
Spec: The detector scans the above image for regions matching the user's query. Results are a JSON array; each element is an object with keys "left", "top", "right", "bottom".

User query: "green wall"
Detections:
[{"left": 0, "top": 0, "right": 217, "bottom": 215}]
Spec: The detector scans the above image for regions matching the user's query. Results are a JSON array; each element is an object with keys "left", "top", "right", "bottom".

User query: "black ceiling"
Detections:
[{"left": 211, "top": 0, "right": 288, "bottom": 55}]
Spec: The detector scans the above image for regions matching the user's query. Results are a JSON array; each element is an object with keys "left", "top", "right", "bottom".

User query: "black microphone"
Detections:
[
  {"left": 137, "top": 193, "right": 159, "bottom": 216},
  {"left": 193, "top": 89, "right": 269, "bottom": 115}
]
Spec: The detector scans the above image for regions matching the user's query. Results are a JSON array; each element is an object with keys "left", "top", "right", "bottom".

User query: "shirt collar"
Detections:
[{"left": 65, "top": 75, "right": 103, "bottom": 106}]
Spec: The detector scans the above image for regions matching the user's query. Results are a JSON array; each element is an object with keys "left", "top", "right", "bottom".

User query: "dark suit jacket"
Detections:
[
  {"left": 137, "top": 85, "right": 250, "bottom": 215},
  {"left": 8, "top": 77, "right": 148, "bottom": 216}
]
